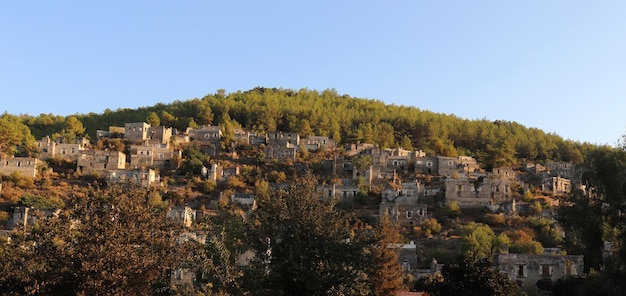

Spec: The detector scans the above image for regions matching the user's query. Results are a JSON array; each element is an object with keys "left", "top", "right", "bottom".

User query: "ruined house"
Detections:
[
  {"left": 542, "top": 176, "right": 571, "bottom": 196},
  {"left": 38, "top": 136, "right": 89, "bottom": 160},
  {"left": 0, "top": 155, "right": 40, "bottom": 178},
  {"left": 167, "top": 205, "right": 197, "bottom": 228},
  {"left": 303, "top": 136, "right": 336, "bottom": 151},
  {"left": 124, "top": 122, "right": 151, "bottom": 142},
  {"left": 77, "top": 150, "right": 126, "bottom": 175},
  {"left": 188, "top": 125, "right": 222, "bottom": 143},
  {"left": 445, "top": 173, "right": 515, "bottom": 207},
  {"left": 108, "top": 168, "right": 159, "bottom": 187},
  {"left": 495, "top": 253, "right": 583, "bottom": 291}
]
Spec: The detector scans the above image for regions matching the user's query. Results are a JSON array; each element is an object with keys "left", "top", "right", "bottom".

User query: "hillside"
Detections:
[{"left": 17, "top": 87, "right": 598, "bottom": 169}]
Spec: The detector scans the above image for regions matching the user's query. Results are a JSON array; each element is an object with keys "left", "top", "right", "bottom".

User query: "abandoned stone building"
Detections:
[
  {"left": 147, "top": 125, "right": 173, "bottom": 145},
  {"left": 264, "top": 145, "right": 297, "bottom": 161},
  {"left": 542, "top": 176, "right": 571, "bottom": 196},
  {"left": 77, "top": 150, "right": 126, "bottom": 175},
  {"left": 444, "top": 174, "right": 515, "bottom": 207},
  {"left": 415, "top": 155, "right": 480, "bottom": 176},
  {"left": 167, "top": 205, "right": 197, "bottom": 228},
  {"left": 5, "top": 206, "right": 60, "bottom": 230},
  {"left": 266, "top": 132, "right": 300, "bottom": 147},
  {"left": 129, "top": 143, "right": 179, "bottom": 169},
  {"left": 124, "top": 122, "right": 151, "bottom": 142},
  {"left": 188, "top": 125, "right": 222, "bottom": 143},
  {"left": 546, "top": 161, "right": 576, "bottom": 179},
  {"left": 495, "top": 253, "right": 584, "bottom": 291},
  {"left": 38, "top": 136, "right": 89, "bottom": 160},
  {"left": 107, "top": 168, "right": 159, "bottom": 187},
  {"left": 0, "top": 155, "right": 39, "bottom": 178},
  {"left": 303, "top": 136, "right": 336, "bottom": 151},
  {"left": 321, "top": 183, "right": 361, "bottom": 200}
]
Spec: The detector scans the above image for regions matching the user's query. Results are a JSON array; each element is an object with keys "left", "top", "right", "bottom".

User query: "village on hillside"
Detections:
[{"left": 0, "top": 119, "right": 597, "bottom": 294}]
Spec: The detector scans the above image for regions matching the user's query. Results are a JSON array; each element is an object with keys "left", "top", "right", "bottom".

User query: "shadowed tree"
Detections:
[
  {"left": 0, "top": 184, "right": 186, "bottom": 295},
  {"left": 245, "top": 173, "right": 371, "bottom": 295}
]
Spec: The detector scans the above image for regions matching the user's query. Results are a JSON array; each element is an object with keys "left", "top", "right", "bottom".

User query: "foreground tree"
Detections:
[
  {"left": 419, "top": 256, "right": 522, "bottom": 296},
  {"left": 246, "top": 173, "right": 372, "bottom": 295},
  {"left": 366, "top": 215, "right": 406, "bottom": 295},
  {"left": 1, "top": 184, "right": 186, "bottom": 295},
  {"left": 556, "top": 140, "right": 626, "bottom": 293}
]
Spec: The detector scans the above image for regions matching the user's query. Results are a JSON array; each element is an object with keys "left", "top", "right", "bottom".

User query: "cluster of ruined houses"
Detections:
[
  {"left": 2, "top": 121, "right": 578, "bottom": 230},
  {"left": 1, "top": 121, "right": 584, "bottom": 290}
]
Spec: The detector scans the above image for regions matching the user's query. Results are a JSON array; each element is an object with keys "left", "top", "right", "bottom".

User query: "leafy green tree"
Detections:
[
  {"left": 457, "top": 222, "right": 508, "bottom": 261},
  {"left": 0, "top": 114, "right": 37, "bottom": 156},
  {"left": 53, "top": 116, "right": 85, "bottom": 143},
  {"left": 352, "top": 154, "right": 373, "bottom": 172},
  {"left": 18, "top": 194, "right": 65, "bottom": 209},
  {"left": 179, "top": 143, "right": 207, "bottom": 175},
  {"left": 246, "top": 173, "right": 370, "bottom": 295},
  {"left": 557, "top": 144, "right": 626, "bottom": 273},
  {"left": 160, "top": 110, "right": 177, "bottom": 127},
  {"left": 146, "top": 111, "right": 160, "bottom": 126},
  {"left": 421, "top": 256, "right": 522, "bottom": 296}
]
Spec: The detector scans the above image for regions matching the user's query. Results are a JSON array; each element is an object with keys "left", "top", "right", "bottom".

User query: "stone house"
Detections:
[
  {"left": 345, "top": 143, "right": 379, "bottom": 157},
  {"left": 266, "top": 132, "right": 300, "bottom": 147},
  {"left": 147, "top": 126, "right": 173, "bottom": 145},
  {"left": 264, "top": 145, "right": 297, "bottom": 161},
  {"left": 167, "top": 205, "right": 197, "bottom": 228},
  {"left": 546, "top": 161, "right": 575, "bottom": 179},
  {"left": 77, "top": 150, "right": 126, "bottom": 175},
  {"left": 445, "top": 174, "right": 515, "bottom": 207},
  {"left": 0, "top": 155, "right": 39, "bottom": 178},
  {"left": 108, "top": 168, "right": 159, "bottom": 187},
  {"left": 189, "top": 125, "right": 222, "bottom": 143},
  {"left": 542, "top": 176, "right": 571, "bottom": 196},
  {"left": 249, "top": 134, "right": 267, "bottom": 145},
  {"left": 38, "top": 136, "right": 89, "bottom": 160},
  {"left": 233, "top": 128, "right": 251, "bottom": 144},
  {"left": 393, "top": 242, "right": 418, "bottom": 273},
  {"left": 124, "top": 122, "right": 151, "bottom": 142},
  {"left": 6, "top": 206, "right": 60, "bottom": 230},
  {"left": 415, "top": 156, "right": 480, "bottom": 176},
  {"left": 415, "top": 156, "right": 438, "bottom": 175},
  {"left": 222, "top": 166, "right": 240, "bottom": 179},
  {"left": 231, "top": 193, "right": 257, "bottom": 209},
  {"left": 495, "top": 253, "right": 583, "bottom": 291},
  {"left": 321, "top": 183, "right": 361, "bottom": 199},
  {"left": 129, "top": 143, "right": 180, "bottom": 169},
  {"left": 303, "top": 136, "right": 336, "bottom": 151},
  {"left": 97, "top": 126, "right": 125, "bottom": 139},
  {"left": 492, "top": 167, "right": 516, "bottom": 180},
  {"left": 380, "top": 201, "right": 428, "bottom": 227}
]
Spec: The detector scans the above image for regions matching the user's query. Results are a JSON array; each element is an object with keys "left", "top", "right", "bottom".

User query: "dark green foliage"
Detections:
[
  {"left": 18, "top": 194, "right": 65, "bottom": 209},
  {"left": 419, "top": 256, "right": 522, "bottom": 296},
  {"left": 246, "top": 173, "right": 373, "bottom": 295},
  {"left": 17, "top": 88, "right": 593, "bottom": 164},
  {"left": 179, "top": 143, "right": 207, "bottom": 176},
  {"left": 0, "top": 113, "right": 38, "bottom": 156}
]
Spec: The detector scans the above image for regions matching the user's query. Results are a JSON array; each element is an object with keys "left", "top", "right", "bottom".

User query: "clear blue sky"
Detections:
[{"left": 2, "top": 1, "right": 625, "bottom": 146}]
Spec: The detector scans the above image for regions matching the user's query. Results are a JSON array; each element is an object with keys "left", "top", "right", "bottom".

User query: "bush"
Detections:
[
  {"left": 421, "top": 218, "right": 442, "bottom": 237},
  {"left": 18, "top": 194, "right": 65, "bottom": 209},
  {"left": 446, "top": 201, "right": 461, "bottom": 218},
  {"left": 483, "top": 213, "right": 506, "bottom": 226}
]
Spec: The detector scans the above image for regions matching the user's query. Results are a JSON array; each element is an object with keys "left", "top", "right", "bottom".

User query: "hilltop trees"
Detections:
[
  {"left": 16, "top": 87, "right": 591, "bottom": 164},
  {"left": 0, "top": 113, "right": 37, "bottom": 156}
]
